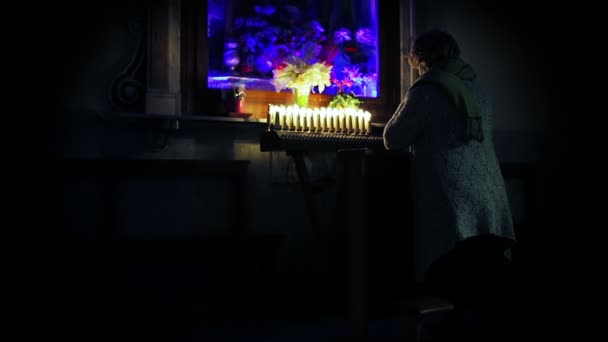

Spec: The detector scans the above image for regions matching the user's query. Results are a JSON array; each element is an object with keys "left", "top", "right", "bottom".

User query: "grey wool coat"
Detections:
[{"left": 383, "top": 79, "right": 515, "bottom": 281}]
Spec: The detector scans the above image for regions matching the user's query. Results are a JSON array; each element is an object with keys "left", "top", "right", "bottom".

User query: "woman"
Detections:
[{"left": 383, "top": 30, "right": 516, "bottom": 284}]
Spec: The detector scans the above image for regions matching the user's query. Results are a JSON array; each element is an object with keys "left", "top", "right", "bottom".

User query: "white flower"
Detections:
[{"left": 271, "top": 58, "right": 333, "bottom": 94}]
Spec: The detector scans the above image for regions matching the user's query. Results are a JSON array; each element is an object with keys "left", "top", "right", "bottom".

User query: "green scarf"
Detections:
[{"left": 410, "top": 58, "right": 484, "bottom": 142}]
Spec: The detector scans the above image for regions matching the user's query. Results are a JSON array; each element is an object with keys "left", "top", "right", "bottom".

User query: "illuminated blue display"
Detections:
[{"left": 207, "top": 0, "right": 379, "bottom": 97}]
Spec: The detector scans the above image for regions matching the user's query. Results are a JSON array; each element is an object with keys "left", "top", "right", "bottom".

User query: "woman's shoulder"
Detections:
[{"left": 408, "top": 82, "right": 450, "bottom": 102}]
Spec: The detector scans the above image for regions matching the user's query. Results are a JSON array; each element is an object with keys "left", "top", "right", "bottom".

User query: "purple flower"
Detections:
[
  {"left": 334, "top": 28, "right": 352, "bottom": 44},
  {"left": 343, "top": 66, "right": 363, "bottom": 85},
  {"left": 355, "top": 28, "right": 375, "bottom": 46}
]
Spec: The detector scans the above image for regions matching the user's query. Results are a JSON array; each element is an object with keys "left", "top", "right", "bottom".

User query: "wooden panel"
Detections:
[
  {"left": 146, "top": 0, "right": 182, "bottom": 115},
  {"left": 47, "top": 159, "right": 251, "bottom": 238},
  {"left": 148, "top": 0, "right": 169, "bottom": 89},
  {"left": 181, "top": 0, "right": 208, "bottom": 114},
  {"left": 242, "top": 90, "right": 333, "bottom": 120}
]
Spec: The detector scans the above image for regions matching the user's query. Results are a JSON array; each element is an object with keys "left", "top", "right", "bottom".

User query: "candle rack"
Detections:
[{"left": 267, "top": 104, "right": 373, "bottom": 135}]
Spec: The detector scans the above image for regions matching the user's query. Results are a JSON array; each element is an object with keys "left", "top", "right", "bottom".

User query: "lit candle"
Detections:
[
  {"left": 319, "top": 108, "right": 326, "bottom": 132},
  {"left": 332, "top": 109, "right": 339, "bottom": 133},
  {"left": 279, "top": 106, "right": 287, "bottom": 129},
  {"left": 345, "top": 109, "right": 352, "bottom": 133},
  {"left": 299, "top": 108, "right": 307, "bottom": 131},
  {"left": 275, "top": 107, "right": 282, "bottom": 130},
  {"left": 292, "top": 106, "right": 298, "bottom": 130},
  {"left": 306, "top": 109, "right": 313, "bottom": 131},
  {"left": 274, "top": 107, "right": 281, "bottom": 128},
  {"left": 313, "top": 108, "right": 319, "bottom": 131},
  {"left": 268, "top": 105, "right": 274, "bottom": 126},
  {"left": 357, "top": 110, "right": 364, "bottom": 135},
  {"left": 364, "top": 111, "right": 372, "bottom": 135},
  {"left": 326, "top": 110, "right": 333, "bottom": 132},
  {"left": 286, "top": 107, "right": 293, "bottom": 130},
  {"left": 293, "top": 108, "right": 300, "bottom": 131},
  {"left": 338, "top": 112, "right": 345, "bottom": 133},
  {"left": 351, "top": 111, "right": 359, "bottom": 133}
]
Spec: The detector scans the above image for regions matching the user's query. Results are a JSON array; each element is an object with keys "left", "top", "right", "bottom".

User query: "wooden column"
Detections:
[{"left": 146, "top": 0, "right": 181, "bottom": 115}]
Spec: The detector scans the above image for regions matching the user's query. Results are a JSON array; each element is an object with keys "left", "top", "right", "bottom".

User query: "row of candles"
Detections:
[{"left": 267, "top": 105, "right": 373, "bottom": 135}]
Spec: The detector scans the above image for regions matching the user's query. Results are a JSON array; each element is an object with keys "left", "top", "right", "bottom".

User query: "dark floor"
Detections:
[{"left": 29, "top": 238, "right": 531, "bottom": 341}]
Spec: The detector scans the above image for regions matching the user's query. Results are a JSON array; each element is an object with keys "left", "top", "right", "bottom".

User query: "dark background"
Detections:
[{"left": 9, "top": 0, "right": 593, "bottom": 340}]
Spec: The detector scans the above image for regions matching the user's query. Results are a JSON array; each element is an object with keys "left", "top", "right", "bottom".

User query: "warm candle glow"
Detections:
[
  {"left": 357, "top": 110, "right": 364, "bottom": 134},
  {"left": 306, "top": 109, "right": 313, "bottom": 132},
  {"left": 364, "top": 112, "right": 372, "bottom": 134},
  {"left": 351, "top": 111, "right": 359, "bottom": 133},
  {"left": 293, "top": 108, "right": 300, "bottom": 131},
  {"left": 279, "top": 106, "right": 286, "bottom": 128},
  {"left": 312, "top": 108, "right": 320, "bottom": 132},
  {"left": 268, "top": 104, "right": 275, "bottom": 126},
  {"left": 268, "top": 104, "right": 373, "bottom": 135},
  {"left": 319, "top": 108, "right": 326, "bottom": 132},
  {"left": 285, "top": 107, "right": 292, "bottom": 130}
]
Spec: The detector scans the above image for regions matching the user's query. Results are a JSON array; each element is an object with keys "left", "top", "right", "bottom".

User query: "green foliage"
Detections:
[{"left": 328, "top": 92, "right": 363, "bottom": 109}]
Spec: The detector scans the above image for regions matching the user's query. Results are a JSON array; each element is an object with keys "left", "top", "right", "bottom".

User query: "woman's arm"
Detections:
[{"left": 383, "top": 84, "right": 435, "bottom": 151}]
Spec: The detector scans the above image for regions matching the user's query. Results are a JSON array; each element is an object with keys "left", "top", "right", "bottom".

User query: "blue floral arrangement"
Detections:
[{"left": 210, "top": 1, "right": 378, "bottom": 96}]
